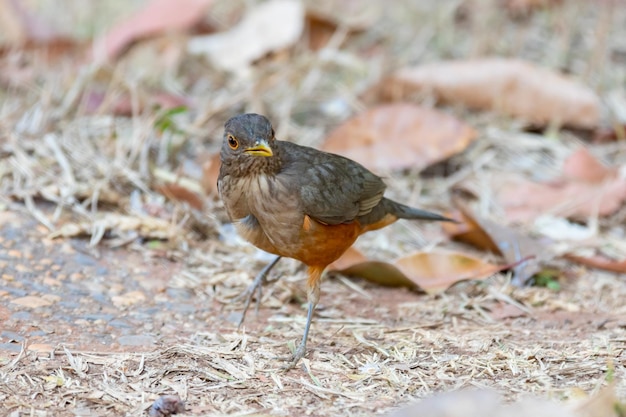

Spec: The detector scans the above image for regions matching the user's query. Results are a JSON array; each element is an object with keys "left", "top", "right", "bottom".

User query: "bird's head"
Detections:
[{"left": 220, "top": 113, "right": 280, "bottom": 176}]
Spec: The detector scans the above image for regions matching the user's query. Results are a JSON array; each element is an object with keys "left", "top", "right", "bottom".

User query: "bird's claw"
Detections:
[{"left": 278, "top": 344, "right": 307, "bottom": 371}]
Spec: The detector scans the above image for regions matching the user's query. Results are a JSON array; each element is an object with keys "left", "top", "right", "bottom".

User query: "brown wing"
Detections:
[{"left": 278, "top": 141, "right": 386, "bottom": 225}]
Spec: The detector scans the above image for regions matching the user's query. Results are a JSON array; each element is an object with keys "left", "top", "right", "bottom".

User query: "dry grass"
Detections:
[{"left": 1, "top": 0, "right": 626, "bottom": 416}]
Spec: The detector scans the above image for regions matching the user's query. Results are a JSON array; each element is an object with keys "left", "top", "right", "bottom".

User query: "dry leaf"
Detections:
[
  {"left": 444, "top": 203, "right": 551, "bottom": 285},
  {"left": 329, "top": 247, "right": 415, "bottom": 287},
  {"left": 98, "top": 0, "right": 213, "bottom": 61},
  {"left": 329, "top": 248, "right": 503, "bottom": 293},
  {"left": 201, "top": 152, "right": 221, "bottom": 195},
  {"left": 565, "top": 254, "right": 626, "bottom": 274},
  {"left": 381, "top": 59, "right": 600, "bottom": 129},
  {"left": 188, "top": 0, "right": 304, "bottom": 73},
  {"left": 395, "top": 251, "right": 503, "bottom": 293},
  {"left": 155, "top": 183, "right": 204, "bottom": 210},
  {"left": 492, "top": 148, "right": 626, "bottom": 223},
  {"left": 321, "top": 103, "right": 476, "bottom": 172},
  {"left": 442, "top": 209, "right": 501, "bottom": 254}
]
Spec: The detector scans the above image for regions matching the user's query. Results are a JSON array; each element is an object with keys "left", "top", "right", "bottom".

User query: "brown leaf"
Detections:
[
  {"left": 395, "top": 251, "right": 503, "bottom": 294},
  {"left": 329, "top": 247, "right": 415, "bottom": 288},
  {"left": 98, "top": 0, "right": 213, "bottom": 61},
  {"left": 562, "top": 147, "right": 615, "bottom": 182},
  {"left": 201, "top": 152, "right": 221, "bottom": 196},
  {"left": 492, "top": 148, "right": 626, "bottom": 223},
  {"left": 187, "top": 0, "right": 304, "bottom": 72},
  {"left": 329, "top": 248, "right": 504, "bottom": 293},
  {"left": 380, "top": 59, "right": 600, "bottom": 129},
  {"left": 321, "top": 103, "right": 477, "bottom": 172},
  {"left": 445, "top": 202, "right": 551, "bottom": 285},
  {"left": 565, "top": 254, "right": 626, "bottom": 274},
  {"left": 155, "top": 183, "right": 204, "bottom": 210},
  {"left": 441, "top": 210, "right": 501, "bottom": 254}
]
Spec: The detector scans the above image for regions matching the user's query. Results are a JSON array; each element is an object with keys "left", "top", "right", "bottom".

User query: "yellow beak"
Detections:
[{"left": 244, "top": 140, "right": 273, "bottom": 157}]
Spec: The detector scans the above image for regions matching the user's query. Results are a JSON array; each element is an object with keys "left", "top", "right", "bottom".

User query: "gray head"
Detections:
[{"left": 220, "top": 113, "right": 281, "bottom": 177}]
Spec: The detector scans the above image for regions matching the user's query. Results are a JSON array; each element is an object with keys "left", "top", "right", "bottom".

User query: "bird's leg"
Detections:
[
  {"left": 283, "top": 266, "right": 323, "bottom": 369},
  {"left": 234, "top": 255, "right": 281, "bottom": 328}
]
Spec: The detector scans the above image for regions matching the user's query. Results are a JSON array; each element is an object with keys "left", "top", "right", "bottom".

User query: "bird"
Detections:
[{"left": 217, "top": 113, "right": 453, "bottom": 367}]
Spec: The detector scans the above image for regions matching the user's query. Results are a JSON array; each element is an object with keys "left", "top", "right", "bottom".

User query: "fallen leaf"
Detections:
[
  {"left": 11, "top": 295, "right": 53, "bottom": 308},
  {"left": 445, "top": 203, "right": 552, "bottom": 285},
  {"left": 188, "top": 0, "right": 304, "bottom": 73},
  {"left": 155, "top": 183, "right": 204, "bottom": 210},
  {"left": 565, "top": 254, "right": 626, "bottom": 274},
  {"left": 562, "top": 147, "right": 615, "bottom": 182},
  {"left": 379, "top": 59, "right": 600, "bottom": 129},
  {"left": 153, "top": 167, "right": 205, "bottom": 208},
  {"left": 97, "top": 0, "right": 213, "bottom": 61},
  {"left": 321, "top": 103, "right": 477, "bottom": 172},
  {"left": 395, "top": 251, "right": 503, "bottom": 293},
  {"left": 200, "top": 152, "right": 221, "bottom": 195},
  {"left": 442, "top": 210, "right": 501, "bottom": 254},
  {"left": 329, "top": 247, "right": 415, "bottom": 288},
  {"left": 491, "top": 148, "right": 626, "bottom": 223},
  {"left": 329, "top": 248, "right": 504, "bottom": 293}
]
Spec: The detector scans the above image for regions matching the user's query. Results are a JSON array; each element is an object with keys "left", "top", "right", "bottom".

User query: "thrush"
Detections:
[{"left": 218, "top": 113, "right": 453, "bottom": 366}]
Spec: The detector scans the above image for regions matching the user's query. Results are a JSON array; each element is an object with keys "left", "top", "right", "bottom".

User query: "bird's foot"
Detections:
[{"left": 279, "top": 343, "right": 308, "bottom": 371}]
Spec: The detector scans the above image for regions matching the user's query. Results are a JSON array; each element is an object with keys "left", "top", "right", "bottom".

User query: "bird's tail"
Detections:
[
  {"left": 359, "top": 198, "right": 455, "bottom": 233},
  {"left": 387, "top": 199, "right": 454, "bottom": 222}
]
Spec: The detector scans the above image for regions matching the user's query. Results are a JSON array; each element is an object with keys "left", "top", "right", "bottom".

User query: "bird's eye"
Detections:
[{"left": 227, "top": 135, "right": 239, "bottom": 150}]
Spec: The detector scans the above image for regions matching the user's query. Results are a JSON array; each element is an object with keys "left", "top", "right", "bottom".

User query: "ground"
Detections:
[{"left": 1, "top": 0, "right": 626, "bottom": 416}]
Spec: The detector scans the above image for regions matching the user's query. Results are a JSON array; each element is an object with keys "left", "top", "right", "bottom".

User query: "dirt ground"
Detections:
[{"left": 1, "top": 0, "right": 626, "bottom": 416}]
